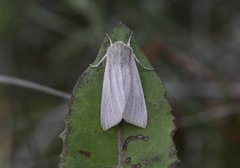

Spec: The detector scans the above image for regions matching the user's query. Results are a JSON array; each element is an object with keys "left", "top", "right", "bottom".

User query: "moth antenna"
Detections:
[
  {"left": 127, "top": 32, "right": 133, "bottom": 46},
  {"left": 133, "top": 54, "right": 154, "bottom": 71},
  {"left": 106, "top": 33, "right": 113, "bottom": 46}
]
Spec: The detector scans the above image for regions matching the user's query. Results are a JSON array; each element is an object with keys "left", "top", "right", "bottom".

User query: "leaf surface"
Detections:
[{"left": 60, "top": 23, "right": 179, "bottom": 168}]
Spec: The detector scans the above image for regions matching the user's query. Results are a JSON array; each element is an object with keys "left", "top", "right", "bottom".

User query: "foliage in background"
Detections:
[{"left": 0, "top": 0, "right": 240, "bottom": 168}]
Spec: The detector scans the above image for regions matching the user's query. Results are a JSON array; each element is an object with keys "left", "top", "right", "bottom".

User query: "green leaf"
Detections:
[{"left": 59, "top": 23, "right": 179, "bottom": 168}]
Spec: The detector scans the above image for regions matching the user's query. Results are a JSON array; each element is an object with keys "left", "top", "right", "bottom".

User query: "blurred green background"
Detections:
[{"left": 0, "top": 0, "right": 240, "bottom": 168}]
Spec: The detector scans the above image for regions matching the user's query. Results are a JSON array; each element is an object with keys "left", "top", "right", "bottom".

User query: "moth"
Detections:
[{"left": 91, "top": 33, "right": 153, "bottom": 130}]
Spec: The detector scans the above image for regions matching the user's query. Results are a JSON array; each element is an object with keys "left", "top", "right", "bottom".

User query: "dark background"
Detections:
[{"left": 0, "top": 0, "right": 240, "bottom": 168}]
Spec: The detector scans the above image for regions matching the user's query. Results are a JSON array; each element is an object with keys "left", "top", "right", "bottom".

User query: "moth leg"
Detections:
[
  {"left": 105, "top": 33, "right": 113, "bottom": 46},
  {"left": 127, "top": 32, "right": 133, "bottom": 46},
  {"left": 128, "top": 33, "right": 153, "bottom": 70},
  {"left": 133, "top": 54, "right": 154, "bottom": 70},
  {"left": 90, "top": 54, "right": 107, "bottom": 68},
  {"left": 90, "top": 33, "right": 112, "bottom": 68}
]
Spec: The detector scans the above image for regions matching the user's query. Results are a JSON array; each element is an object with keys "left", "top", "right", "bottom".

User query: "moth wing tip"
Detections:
[
  {"left": 101, "top": 123, "right": 112, "bottom": 131},
  {"left": 138, "top": 122, "right": 147, "bottom": 129},
  {"left": 123, "top": 117, "right": 148, "bottom": 129},
  {"left": 101, "top": 119, "right": 122, "bottom": 131},
  {"left": 102, "top": 127, "right": 109, "bottom": 131}
]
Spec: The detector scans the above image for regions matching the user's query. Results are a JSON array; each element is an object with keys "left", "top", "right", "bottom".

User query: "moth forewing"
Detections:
[
  {"left": 122, "top": 51, "right": 147, "bottom": 128},
  {"left": 100, "top": 47, "right": 125, "bottom": 131}
]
